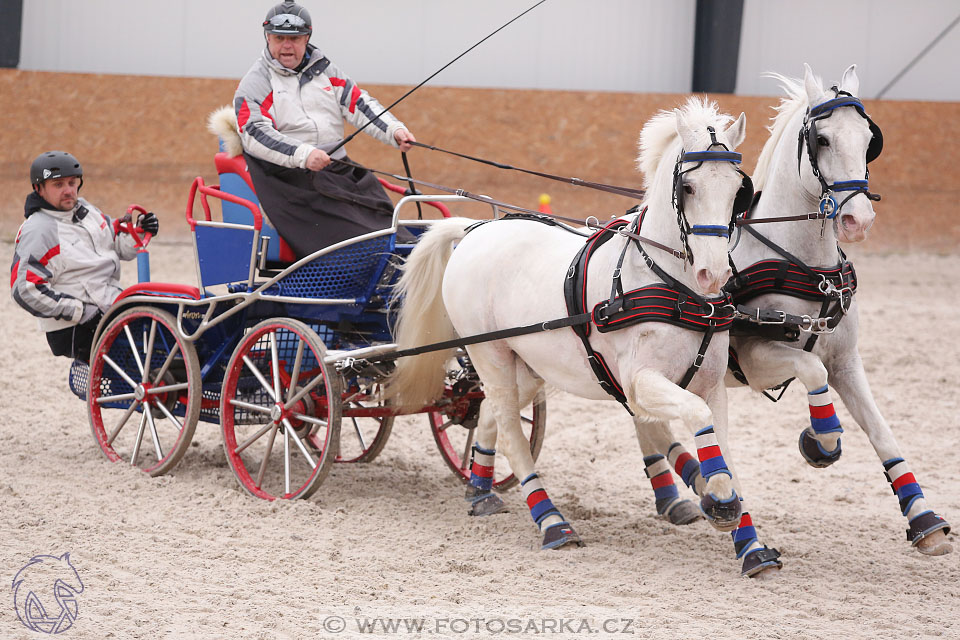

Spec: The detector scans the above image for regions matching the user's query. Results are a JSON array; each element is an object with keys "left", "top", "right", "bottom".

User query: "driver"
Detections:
[
  {"left": 9, "top": 151, "right": 160, "bottom": 362},
  {"left": 234, "top": 1, "right": 417, "bottom": 258}
]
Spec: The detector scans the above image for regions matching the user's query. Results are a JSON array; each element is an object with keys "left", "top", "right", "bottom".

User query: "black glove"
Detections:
[
  {"left": 80, "top": 302, "right": 103, "bottom": 325},
  {"left": 137, "top": 212, "right": 160, "bottom": 236}
]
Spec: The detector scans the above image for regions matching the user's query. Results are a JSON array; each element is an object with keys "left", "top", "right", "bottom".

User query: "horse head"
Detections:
[
  {"left": 640, "top": 98, "right": 749, "bottom": 295},
  {"left": 799, "top": 63, "right": 880, "bottom": 243}
]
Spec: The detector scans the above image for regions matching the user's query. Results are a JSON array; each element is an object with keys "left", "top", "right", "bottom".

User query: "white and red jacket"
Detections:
[
  {"left": 10, "top": 193, "right": 137, "bottom": 332},
  {"left": 234, "top": 45, "right": 406, "bottom": 168}
]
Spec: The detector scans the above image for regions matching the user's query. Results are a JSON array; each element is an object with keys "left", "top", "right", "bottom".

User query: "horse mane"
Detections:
[
  {"left": 636, "top": 95, "right": 733, "bottom": 195},
  {"left": 751, "top": 72, "right": 818, "bottom": 191},
  {"left": 208, "top": 105, "right": 243, "bottom": 157}
]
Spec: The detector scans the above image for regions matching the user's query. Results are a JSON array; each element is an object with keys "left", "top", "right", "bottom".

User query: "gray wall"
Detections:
[{"left": 18, "top": 0, "right": 960, "bottom": 100}]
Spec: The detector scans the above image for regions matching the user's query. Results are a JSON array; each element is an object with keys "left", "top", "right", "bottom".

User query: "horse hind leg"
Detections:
[
  {"left": 630, "top": 370, "right": 741, "bottom": 532},
  {"left": 465, "top": 364, "right": 543, "bottom": 517},
  {"left": 469, "top": 351, "right": 582, "bottom": 550},
  {"left": 636, "top": 420, "right": 701, "bottom": 525}
]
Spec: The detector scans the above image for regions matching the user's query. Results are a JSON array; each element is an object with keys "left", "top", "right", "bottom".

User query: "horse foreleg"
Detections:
[
  {"left": 738, "top": 340, "right": 843, "bottom": 467},
  {"left": 828, "top": 353, "right": 952, "bottom": 556},
  {"left": 636, "top": 420, "right": 702, "bottom": 525},
  {"left": 708, "top": 382, "right": 782, "bottom": 577},
  {"left": 630, "top": 370, "right": 740, "bottom": 531}
]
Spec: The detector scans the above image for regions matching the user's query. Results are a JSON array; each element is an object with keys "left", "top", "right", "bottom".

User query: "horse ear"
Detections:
[
  {"left": 725, "top": 112, "right": 747, "bottom": 150},
  {"left": 803, "top": 63, "right": 824, "bottom": 105},
  {"left": 840, "top": 64, "right": 860, "bottom": 96}
]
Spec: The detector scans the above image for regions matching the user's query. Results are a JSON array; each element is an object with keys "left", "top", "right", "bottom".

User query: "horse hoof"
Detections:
[
  {"left": 541, "top": 522, "right": 584, "bottom": 550},
  {"left": 661, "top": 498, "right": 703, "bottom": 526},
  {"left": 916, "top": 530, "right": 952, "bottom": 556},
  {"left": 700, "top": 492, "right": 741, "bottom": 532},
  {"left": 908, "top": 511, "right": 951, "bottom": 555},
  {"left": 741, "top": 547, "right": 782, "bottom": 578},
  {"left": 467, "top": 492, "right": 508, "bottom": 517},
  {"left": 798, "top": 428, "right": 841, "bottom": 468}
]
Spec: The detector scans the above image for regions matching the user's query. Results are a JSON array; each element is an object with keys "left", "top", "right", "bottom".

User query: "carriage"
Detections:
[{"left": 70, "top": 152, "right": 545, "bottom": 501}]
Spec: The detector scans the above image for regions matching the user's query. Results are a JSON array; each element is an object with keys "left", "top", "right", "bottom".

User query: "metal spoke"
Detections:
[
  {"left": 289, "top": 413, "right": 328, "bottom": 428},
  {"left": 150, "top": 343, "right": 181, "bottom": 386},
  {"left": 148, "top": 382, "right": 189, "bottom": 395},
  {"left": 350, "top": 417, "right": 368, "bottom": 449},
  {"left": 286, "top": 340, "right": 305, "bottom": 403},
  {"left": 242, "top": 355, "right": 279, "bottom": 403},
  {"left": 437, "top": 418, "right": 456, "bottom": 432},
  {"left": 284, "top": 373, "right": 326, "bottom": 412},
  {"left": 255, "top": 424, "right": 279, "bottom": 489},
  {"left": 228, "top": 399, "right": 274, "bottom": 416},
  {"left": 145, "top": 405, "right": 164, "bottom": 461},
  {"left": 103, "top": 354, "right": 140, "bottom": 390},
  {"left": 123, "top": 324, "right": 145, "bottom": 378},
  {"left": 269, "top": 332, "right": 282, "bottom": 404},
  {"left": 152, "top": 399, "right": 184, "bottom": 433},
  {"left": 107, "top": 401, "right": 141, "bottom": 445},
  {"left": 235, "top": 421, "right": 276, "bottom": 454},
  {"left": 96, "top": 391, "right": 138, "bottom": 405},
  {"left": 142, "top": 319, "right": 158, "bottom": 384},
  {"left": 283, "top": 418, "right": 317, "bottom": 469},
  {"left": 283, "top": 424, "right": 291, "bottom": 495},
  {"left": 130, "top": 412, "right": 147, "bottom": 466},
  {"left": 459, "top": 427, "right": 476, "bottom": 471}
]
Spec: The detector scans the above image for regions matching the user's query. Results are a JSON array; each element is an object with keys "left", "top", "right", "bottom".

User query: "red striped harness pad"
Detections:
[
  {"left": 728, "top": 259, "right": 857, "bottom": 305},
  {"left": 593, "top": 284, "right": 735, "bottom": 334}
]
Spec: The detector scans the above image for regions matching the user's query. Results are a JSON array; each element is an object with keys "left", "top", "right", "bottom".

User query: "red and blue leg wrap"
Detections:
[
  {"left": 643, "top": 454, "right": 680, "bottom": 515},
  {"left": 667, "top": 442, "right": 701, "bottom": 491},
  {"left": 731, "top": 510, "right": 761, "bottom": 559},
  {"left": 468, "top": 443, "right": 496, "bottom": 493},
  {"left": 695, "top": 426, "right": 731, "bottom": 480},
  {"left": 808, "top": 385, "right": 843, "bottom": 435},
  {"left": 521, "top": 472, "right": 563, "bottom": 530},
  {"left": 883, "top": 457, "right": 951, "bottom": 544}
]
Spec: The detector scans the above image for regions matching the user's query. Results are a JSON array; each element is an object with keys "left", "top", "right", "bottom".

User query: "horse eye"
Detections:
[
  {"left": 683, "top": 184, "right": 694, "bottom": 195},
  {"left": 817, "top": 135, "right": 829, "bottom": 148}
]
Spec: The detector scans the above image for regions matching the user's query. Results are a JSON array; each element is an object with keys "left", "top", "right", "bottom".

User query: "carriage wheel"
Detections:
[
  {"left": 220, "top": 318, "right": 341, "bottom": 500},
  {"left": 334, "top": 389, "right": 394, "bottom": 463},
  {"left": 87, "top": 306, "right": 201, "bottom": 476},
  {"left": 429, "top": 390, "right": 546, "bottom": 492}
]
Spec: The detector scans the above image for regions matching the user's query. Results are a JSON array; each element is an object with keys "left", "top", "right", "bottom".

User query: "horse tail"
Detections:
[{"left": 386, "top": 217, "right": 474, "bottom": 408}]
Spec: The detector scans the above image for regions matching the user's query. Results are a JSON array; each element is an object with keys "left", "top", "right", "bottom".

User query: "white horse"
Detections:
[
  {"left": 643, "top": 64, "right": 951, "bottom": 560},
  {"left": 388, "top": 97, "right": 759, "bottom": 566}
]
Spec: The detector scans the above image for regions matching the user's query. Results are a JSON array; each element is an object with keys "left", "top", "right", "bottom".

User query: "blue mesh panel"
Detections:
[
  {"left": 275, "top": 235, "right": 393, "bottom": 300},
  {"left": 69, "top": 360, "right": 89, "bottom": 400}
]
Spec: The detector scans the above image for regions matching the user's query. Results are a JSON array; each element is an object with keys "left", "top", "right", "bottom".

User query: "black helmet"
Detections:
[
  {"left": 30, "top": 151, "right": 83, "bottom": 185},
  {"left": 263, "top": 2, "right": 312, "bottom": 36}
]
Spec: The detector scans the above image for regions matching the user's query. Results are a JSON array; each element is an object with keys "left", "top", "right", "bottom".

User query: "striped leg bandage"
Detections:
[
  {"left": 521, "top": 472, "right": 564, "bottom": 530},
  {"left": 808, "top": 385, "right": 843, "bottom": 438},
  {"left": 468, "top": 443, "right": 496, "bottom": 493},
  {"left": 695, "top": 426, "right": 731, "bottom": 481},
  {"left": 643, "top": 454, "right": 680, "bottom": 516},
  {"left": 883, "top": 457, "right": 930, "bottom": 522},
  {"left": 667, "top": 442, "right": 701, "bottom": 491}
]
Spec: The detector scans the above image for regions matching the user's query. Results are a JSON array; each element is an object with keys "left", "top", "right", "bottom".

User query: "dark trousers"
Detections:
[{"left": 46, "top": 317, "right": 99, "bottom": 363}]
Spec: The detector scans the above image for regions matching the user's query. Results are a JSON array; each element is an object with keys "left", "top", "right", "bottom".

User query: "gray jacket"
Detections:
[
  {"left": 10, "top": 194, "right": 137, "bottom": 332},
  {"left": 234, "top": 45, "right": 405, "bottom": 168}
]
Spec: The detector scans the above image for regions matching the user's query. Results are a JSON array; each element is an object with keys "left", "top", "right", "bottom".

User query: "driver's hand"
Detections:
[
  {"left": 394, "top": 128, "right": 416, "bottom": 152},
  {"left": 137, "top": 212, "right": 160, "bottom": 236},
  {"left": 306, "top": 148, "right": 331, "bottom": 171}
]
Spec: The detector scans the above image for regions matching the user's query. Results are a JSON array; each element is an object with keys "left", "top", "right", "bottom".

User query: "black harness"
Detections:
[{"left": 563, "top": 211, "right": 736, "bottom": 413}]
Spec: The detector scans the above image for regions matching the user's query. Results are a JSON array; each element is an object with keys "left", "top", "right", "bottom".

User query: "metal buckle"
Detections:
[
  {"left": 594, "top": 303, "right": 609, "bottom": 323},
  {"left": 756, "top": 309, "right": 786, "bottom": 325}
]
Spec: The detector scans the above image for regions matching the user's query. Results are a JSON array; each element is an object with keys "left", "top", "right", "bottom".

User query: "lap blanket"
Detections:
[{"left": 244, "top": 153, "right": 395, "bottom": 259}]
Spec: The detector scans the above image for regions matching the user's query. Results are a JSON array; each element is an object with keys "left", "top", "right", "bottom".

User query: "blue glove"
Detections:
[{"left": 137, "top": 212, "right": 160, "bottom": 236}]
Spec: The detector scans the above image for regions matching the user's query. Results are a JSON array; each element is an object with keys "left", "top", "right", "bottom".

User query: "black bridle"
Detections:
[
  {"left": 672, "top": 126, "right": 754, "bottom": 264},
  {"left": 796, "top": 86, "right": 883, "bottom": 222}
]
